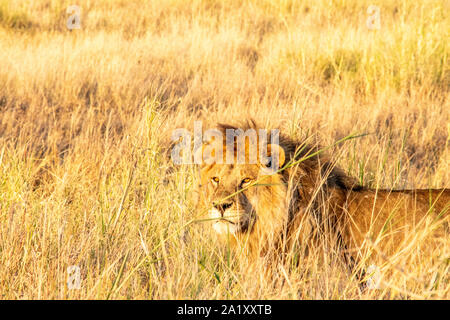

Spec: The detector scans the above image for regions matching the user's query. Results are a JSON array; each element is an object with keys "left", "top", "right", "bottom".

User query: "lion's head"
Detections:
[{"left": 194, "top": 122, "right": 305, "bottom": 254}]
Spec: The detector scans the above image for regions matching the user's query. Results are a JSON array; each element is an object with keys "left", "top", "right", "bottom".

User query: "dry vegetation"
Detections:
[{"left": 0, "top": 0, "right": 449, "bottom": 299}]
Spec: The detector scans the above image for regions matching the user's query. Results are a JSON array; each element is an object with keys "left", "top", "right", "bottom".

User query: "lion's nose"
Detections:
[{"left": 214, "top": 202, "right": 233, "bottom": 215}]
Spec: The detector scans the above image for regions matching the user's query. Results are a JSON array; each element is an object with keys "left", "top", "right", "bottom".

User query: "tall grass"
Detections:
[{"left": 0, "top": 0, "right": 448, "bottom": 299}]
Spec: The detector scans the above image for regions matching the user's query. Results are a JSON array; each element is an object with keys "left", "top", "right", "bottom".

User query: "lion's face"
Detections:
[
  {"left": 199, "top": 163, "right": 261, "bottom": 235},
  {"left": 195, "top": 134, "right": 287, "bottom": 242}
]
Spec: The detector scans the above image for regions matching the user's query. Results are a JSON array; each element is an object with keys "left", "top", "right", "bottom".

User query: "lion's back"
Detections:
[{"left": 342, "top": 188, "right": 449, "bottom": 255}]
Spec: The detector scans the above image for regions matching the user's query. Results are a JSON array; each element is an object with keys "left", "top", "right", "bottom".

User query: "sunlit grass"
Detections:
[{"left": 0, "top": 0, "right": 448, "bottom": 299}]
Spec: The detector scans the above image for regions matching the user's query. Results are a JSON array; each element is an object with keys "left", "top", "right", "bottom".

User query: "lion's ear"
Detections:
[{"left": 265, "top": 144, "right": 285, "bottom": 170}]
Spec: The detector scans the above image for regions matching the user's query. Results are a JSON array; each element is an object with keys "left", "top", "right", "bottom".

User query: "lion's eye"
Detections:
[
  {"left": 241, "top": 178, "right": 252, "bottom": 186},
  {"left": 211, "top": 177, "right": 219, "bottom": 184}
]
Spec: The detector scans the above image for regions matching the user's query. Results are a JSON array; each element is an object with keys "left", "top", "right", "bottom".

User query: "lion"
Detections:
[{"left": 194, "top": 121, "right": 449, "bottom": 280}]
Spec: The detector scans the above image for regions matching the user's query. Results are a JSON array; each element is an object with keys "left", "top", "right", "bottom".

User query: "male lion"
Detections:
[{"left": 194, "top": 121, "right": 449, "bottom": 279}]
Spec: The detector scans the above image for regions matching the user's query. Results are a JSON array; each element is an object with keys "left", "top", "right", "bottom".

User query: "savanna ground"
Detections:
[{"left": 0, "top": 0, "right": 448, "bottom": 299}]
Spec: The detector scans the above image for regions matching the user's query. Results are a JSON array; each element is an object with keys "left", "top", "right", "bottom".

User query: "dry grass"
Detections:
[{"left": 0, "top": 0, "right": 448, "bottom": 299}]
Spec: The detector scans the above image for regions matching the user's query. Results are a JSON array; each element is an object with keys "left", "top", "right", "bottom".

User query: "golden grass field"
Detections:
[{"left": 0, "top": 0, "right": 448, "bottom": 299}]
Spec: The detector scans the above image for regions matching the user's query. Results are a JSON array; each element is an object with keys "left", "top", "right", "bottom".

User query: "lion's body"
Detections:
[{"left": 195, "top": 121, "right": 449, "bottom": 270}]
